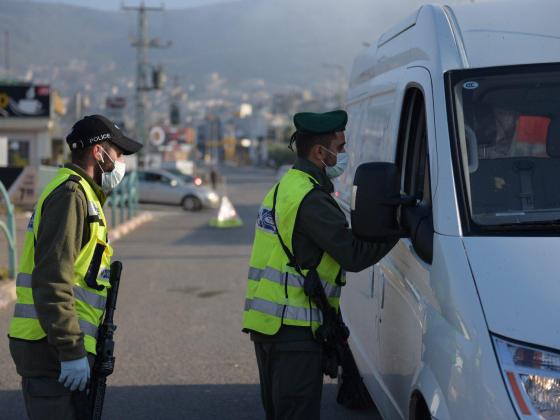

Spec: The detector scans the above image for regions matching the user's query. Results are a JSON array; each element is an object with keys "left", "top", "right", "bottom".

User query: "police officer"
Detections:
[
  {"left": 8, "top": 115, "right": 142, "bottom": 420},
  {"left": 243, "top": 110, "right": 398, "bottom": 420}
]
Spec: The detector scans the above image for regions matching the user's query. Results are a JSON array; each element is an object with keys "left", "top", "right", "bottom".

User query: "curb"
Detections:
[
  {"left": 108, "top": 211, "right": 154, "bottom": 243},
  {"left": 0, "top": 212, "right": 154, "bottom": 310}
]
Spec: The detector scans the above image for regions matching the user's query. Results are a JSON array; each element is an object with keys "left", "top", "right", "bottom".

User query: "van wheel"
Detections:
[
  {"left": 182, "top": 195, "right": 202, "bottom": 211},
  {"left": 409, "top": 393, "right": 431, "bottom": 420}
]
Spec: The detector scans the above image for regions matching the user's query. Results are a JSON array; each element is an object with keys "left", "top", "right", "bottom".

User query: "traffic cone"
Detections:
[{"left": 209, "top": 196, "right": 243, "bottom": 228}]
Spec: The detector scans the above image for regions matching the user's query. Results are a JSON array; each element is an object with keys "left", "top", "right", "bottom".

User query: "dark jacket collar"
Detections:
[
  {"left": 65, "top": 163, "right": 107, "bottom": 205},
  {"left": 293, "top": 158, "right": 334, "bottom": 193}
]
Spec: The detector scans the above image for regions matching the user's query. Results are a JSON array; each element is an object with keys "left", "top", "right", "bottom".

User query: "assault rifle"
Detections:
[
  {"left": 89, "top": 260, "right": 122, "bottom": 420},
  {"left": 304, "top": 269, "right": 373, "bottom": 410}
]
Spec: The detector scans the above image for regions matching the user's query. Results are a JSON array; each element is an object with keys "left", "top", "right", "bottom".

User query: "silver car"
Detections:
[{"left": 136, "top": 169, "right": 220, "bottom": 211}]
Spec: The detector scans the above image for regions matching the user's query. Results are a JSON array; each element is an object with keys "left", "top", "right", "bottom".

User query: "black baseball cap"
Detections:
[{"left": 66, "top": 114, "right": 143, "bottom": 155}]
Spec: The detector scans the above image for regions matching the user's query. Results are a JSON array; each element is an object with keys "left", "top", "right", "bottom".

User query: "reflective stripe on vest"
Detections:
[
  {"left": 244, "top": 298, "right": 323, "bottom": 324},
  {"left": 13, "top": 303, "right": 99, "bottom": 338},
  {"left": 247, "top": 266, "right": 341, "bottom": 298},
  {"left": 15, "top": 273, "right": 107, "bottom": 310}
]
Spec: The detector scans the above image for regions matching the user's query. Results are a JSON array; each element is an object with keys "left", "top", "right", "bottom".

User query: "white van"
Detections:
[{"left": 339, "top": 2, "right": 560, "bottom": 419}]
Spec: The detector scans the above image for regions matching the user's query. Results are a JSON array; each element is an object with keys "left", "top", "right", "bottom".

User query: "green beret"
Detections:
[{"left": 293, "top": 110, "right": 348, "bottom": 134}]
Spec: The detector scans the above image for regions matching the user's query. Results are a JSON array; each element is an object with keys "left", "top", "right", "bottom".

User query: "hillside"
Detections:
[{"left": 0, "top": 0, "right": 466, "bottom": 86}]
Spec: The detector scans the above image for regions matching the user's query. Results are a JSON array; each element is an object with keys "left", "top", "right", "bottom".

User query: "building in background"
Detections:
[{"left": 0, "top": 82, "right": 66, "bottom": 168}]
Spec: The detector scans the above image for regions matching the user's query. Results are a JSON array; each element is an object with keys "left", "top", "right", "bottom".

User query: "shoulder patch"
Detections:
[
  {"left": 26, "top": 210, "right": 36, "bottom": 232},
  {"left": 256, "top": 206, "right": 277, "bottom": 234}
]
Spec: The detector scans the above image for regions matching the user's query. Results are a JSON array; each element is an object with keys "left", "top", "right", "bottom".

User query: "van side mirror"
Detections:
[
  {"left": 351, "top": 162, "right": 413, "bottom": 240},
  {"left": 351, "top": 162, "right": 433, "bottom": 263}
]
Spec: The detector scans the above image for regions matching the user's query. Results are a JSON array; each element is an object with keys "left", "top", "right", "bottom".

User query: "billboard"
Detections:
[{"left": 0, "top": 84, "right": 51, "bottom": 118}]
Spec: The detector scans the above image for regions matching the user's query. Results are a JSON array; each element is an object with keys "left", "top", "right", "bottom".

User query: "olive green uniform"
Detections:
[
  {"left": 250, "top": 157, "right": 397, "bottom": 419},
  {"left": 9, "top": 164, "right": 105, "bottom": 419}
]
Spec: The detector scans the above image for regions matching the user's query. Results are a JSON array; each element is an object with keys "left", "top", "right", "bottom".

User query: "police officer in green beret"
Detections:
[{"left": 242, "top": 110, "right": 397, "bottom": 419}]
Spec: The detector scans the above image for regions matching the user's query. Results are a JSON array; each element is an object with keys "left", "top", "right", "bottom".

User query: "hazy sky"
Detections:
[{"left": 30, "top": 0, "right": 239, "bottom": 10}]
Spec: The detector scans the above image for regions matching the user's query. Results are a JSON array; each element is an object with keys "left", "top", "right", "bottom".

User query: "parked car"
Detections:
[
  {"left": 339, "top": 2, "right": 560, "bottom": 419},
  {"left": 135, "top": 169, "right": 219, "bottom": 211},
  {"left": 164, "top": 168, "right": 204, "bottom": 187}
]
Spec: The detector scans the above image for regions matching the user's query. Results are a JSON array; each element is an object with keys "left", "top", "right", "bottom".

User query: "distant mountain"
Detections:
[
  {"left": 0, "top": 0, "right": 468, "bottom": 87},
  {"left": 27, "top": 0, "right": 240, "bottom": 11}
]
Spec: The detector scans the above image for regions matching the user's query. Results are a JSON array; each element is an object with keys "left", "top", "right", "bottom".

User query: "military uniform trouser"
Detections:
[
  {"left": 254, "top": 335, "right": 323, "bottom": 420},
  {"left": 21, "top": 377, "right": 87, "bottom": 420}
]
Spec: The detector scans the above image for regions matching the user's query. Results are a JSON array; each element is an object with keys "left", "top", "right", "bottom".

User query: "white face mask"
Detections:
[
  {"left": 97, "top": 148, "right": 126, "bottom": 194},
  {"left": 320, "top": 146, "right": 348, "bottom": 179}
]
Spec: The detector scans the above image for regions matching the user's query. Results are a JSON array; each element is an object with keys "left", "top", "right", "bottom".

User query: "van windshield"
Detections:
[{"left": 449, "top": 64, "right": 560, "bottom": 231}]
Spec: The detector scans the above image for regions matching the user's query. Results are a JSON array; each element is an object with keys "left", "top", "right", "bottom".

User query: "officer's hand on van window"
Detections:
[{"left": 58, "top": 356, "right": 90, "bottom": 391}]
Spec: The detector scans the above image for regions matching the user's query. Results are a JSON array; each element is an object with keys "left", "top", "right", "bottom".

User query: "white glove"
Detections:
[{"left": 58, "top": 356, "right": 90, "bottom": 392}]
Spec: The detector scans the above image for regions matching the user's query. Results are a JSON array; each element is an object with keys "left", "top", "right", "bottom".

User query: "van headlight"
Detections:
[{"left": 493, "top": 335, "right": 560, "bottom": 418}]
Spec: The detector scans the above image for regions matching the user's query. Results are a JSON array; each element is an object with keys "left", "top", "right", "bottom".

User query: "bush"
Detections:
[{"left": 267, "top": 143, "right": 296, "bottom": 168}]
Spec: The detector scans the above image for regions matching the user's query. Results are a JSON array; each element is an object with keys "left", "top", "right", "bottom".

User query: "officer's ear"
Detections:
[
  {"left": 310, "top": 143, "right": 324, "bottom": 161},
  {"left": 92, "top": 144, "right": 104, "bottom": 163}
]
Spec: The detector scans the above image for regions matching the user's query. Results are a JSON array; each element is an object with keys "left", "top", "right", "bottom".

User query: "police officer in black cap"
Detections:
[
  {"left": 8, "top": 115, "right": 142, "bottom": 420},
  {"left": 243, "top": 110, "right": 397, "bottom": 419}
]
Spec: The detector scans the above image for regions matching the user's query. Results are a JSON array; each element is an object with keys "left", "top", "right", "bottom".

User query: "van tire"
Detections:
[
  {"left": 409, "top": 393, "right": 431, "bottom": 420},
  {"left": 182, "top": 195, "right": 202, "bottom": 211}
]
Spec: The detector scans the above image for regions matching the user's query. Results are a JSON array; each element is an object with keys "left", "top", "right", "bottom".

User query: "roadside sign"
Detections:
[{"left": 149, "top": 126, "right": 166, "bottom": 146}]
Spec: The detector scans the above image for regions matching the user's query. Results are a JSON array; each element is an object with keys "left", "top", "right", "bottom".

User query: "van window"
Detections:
[
  {"left": 448, "top": 64, "right": 560, "bottom": 232},
  {"left": 398, "top": 90, "right": 430, "bottom": 203}
]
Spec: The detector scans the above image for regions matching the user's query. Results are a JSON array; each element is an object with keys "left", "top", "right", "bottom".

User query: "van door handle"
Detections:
[{"left": 370, "top": 268, "right": 375, "bottom": 298}]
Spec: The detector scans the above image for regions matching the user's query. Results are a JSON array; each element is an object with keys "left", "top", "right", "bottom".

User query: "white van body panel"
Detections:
[
  {"left": 341, "top": 1, "right": 560, "bottom": 418},
  {"left": 463, "top": 237, "right": 560, "bottom": 350},
  {"left": 449, "top": 0, "right": 560, "bottom": 69}
]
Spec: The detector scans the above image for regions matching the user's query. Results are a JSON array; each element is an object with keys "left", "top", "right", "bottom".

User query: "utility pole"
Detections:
[
  {"left": 4, "top": 31, "right": 10, "bottom": 76},
  {"left": 122, "top": 2, "right": 171, "bottom": 167}
]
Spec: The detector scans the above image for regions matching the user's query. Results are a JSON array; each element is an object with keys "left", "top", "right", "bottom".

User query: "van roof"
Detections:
[
  {"left": 349, "top": 1, "right": 560, "bottom": 95},
  {"left": 449, "top": 0, "right": 560, "bottom": 69}
]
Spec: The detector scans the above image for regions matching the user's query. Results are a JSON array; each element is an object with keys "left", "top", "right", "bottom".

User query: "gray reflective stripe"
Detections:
[
  {"left": 87, "top": 201, "right": 99, "bottom": 217},
  {"left": 73, "top": 287, "right": 106, "bottom": 310},
  {"left": 245, "top": 298, "right": 323, "bottom": 324},
  {"left": 16, "top": 274, "right": 106, "bottom": 310},
  {"left": 16, "top": 273, "right": 33, "bottom": 288},
  {"left": 13, "top": 304, "right": 99, "bottom": 338},
  {"left": 248, "top": 266, "right": 341, "bottom": 298},
  {"left": 79, "top": 319, "right": 98, "bottom": 338},
  {"left": 13, "top": 303, "right": 38, "bottom": 318},
  {"left": 248, "top": 267, "right": 262, "bottom": 281}
]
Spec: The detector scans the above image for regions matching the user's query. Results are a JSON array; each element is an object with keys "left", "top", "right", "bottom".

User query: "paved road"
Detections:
[{"left": 0, "top": 165, "right": 381, "bottom": 419}]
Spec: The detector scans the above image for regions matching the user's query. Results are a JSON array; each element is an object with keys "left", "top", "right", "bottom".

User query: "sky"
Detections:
[{"left": 28, "top": 0, "right": 239, "bottom": 10}]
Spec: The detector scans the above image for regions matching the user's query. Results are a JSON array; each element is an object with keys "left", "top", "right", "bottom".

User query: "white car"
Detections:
[
  {"left": 340, "top": 2, "right": 560, "bottom": 419},
  {"left": 136, "top": 169, "right": 219, "bottom": 211}
]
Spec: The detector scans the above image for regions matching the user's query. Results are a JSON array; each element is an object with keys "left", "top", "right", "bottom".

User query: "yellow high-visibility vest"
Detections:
[
  {"left": 8, "top": 167, "right": 113, "bottom": 355},
  {"left": 243, "top": 168, "right": 345, "bottom": 335}
]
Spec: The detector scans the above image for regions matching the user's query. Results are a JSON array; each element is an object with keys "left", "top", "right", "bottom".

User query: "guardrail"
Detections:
[
  {"left": 0, "top": 180, "right": 16, "bottom": 279},
  {"left": 105, "top": 171, "right": 140, "bottom": 228}
]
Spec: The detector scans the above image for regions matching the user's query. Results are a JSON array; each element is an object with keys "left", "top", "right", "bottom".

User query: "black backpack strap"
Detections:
[{"left": 272, "top": 183, "right": 302, "bottom": 273}]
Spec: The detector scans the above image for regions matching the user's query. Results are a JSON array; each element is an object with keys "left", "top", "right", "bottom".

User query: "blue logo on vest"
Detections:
[
  {"left": 27, "top": 211, "right": 36, "bottom": 232},
  {"left": 256, "top": 207, "right": 277, "bottom": 234}
]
